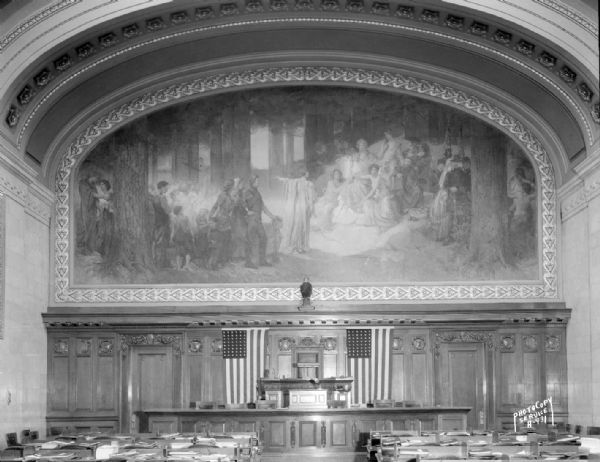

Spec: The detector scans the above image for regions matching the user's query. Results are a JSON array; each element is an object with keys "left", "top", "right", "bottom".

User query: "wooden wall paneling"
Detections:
[
  {"left": 497, "top": 332, "right": 521, "bottom": 413},
  {"left": 267, "top": 329, "right": 345, "bottom": 380},
  {"left": 434, "top": 332, "right": 491, "bottom": 431},
  {"left": 330, "top": 420, "right": 348, "bottom": 447},
  {"left": 185, "top": 330, "right": 224, "bottom": 405},
  {"left": 48, "top": 336, "right": 70, "bottom": 413},
  {"left": 96, "top": 336, "right": 118, "bottom": 413},
  {"left": 521, "top": 332, "right": 542, "bottom": 407},
  {"left": 120, "top": 334, "right": 183, "bottom": 433},
  {"left": 265, "top": 420, "right": 287, "bottom": 450},
  {"left": 544, "top": 328, "right": 568, "bottom": 414},
  {"left": 74, "top": 337, "right": 93, "bottom": 412},
  {"left": 391, "top": 329, "right": 433, "bottom": 406}
]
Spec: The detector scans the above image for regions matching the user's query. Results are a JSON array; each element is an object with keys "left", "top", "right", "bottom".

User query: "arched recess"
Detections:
[{"left": 50, "top": 63, "right": 559, "bottom": 305}]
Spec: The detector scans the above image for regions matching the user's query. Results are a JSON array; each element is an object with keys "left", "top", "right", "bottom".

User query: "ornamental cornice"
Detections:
[
  {"left": 0, "top": 154, "right": 52, "bottom": 225},
  {"left": 532, "top": 0, "right": 598, "bottom": 38},
  {"left": 52, "top": 65, "right": 558, "bottom": 304},
  {"left": 559, "top": 150, "right": 600, "bottom": 220},
  {"left": 0, "top": 0, "right": 82, "bottom": 53}
]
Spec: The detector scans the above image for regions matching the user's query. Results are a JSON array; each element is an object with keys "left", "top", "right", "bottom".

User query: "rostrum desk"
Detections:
[{"left": 136, "top": 406, "right": 470, "bottom": 454}]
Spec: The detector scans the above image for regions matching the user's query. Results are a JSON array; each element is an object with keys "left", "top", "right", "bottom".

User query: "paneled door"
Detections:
[
  {"left": 121, "top": 343, "right": 182, "bottom": 432},
  {"left": 436, "top": 342, "right": 487, "bottom": 430}
]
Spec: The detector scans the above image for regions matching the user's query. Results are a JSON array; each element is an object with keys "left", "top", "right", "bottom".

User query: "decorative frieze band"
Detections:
[{"left": 0, "top": 164, "right": 52, "bottom": 224}]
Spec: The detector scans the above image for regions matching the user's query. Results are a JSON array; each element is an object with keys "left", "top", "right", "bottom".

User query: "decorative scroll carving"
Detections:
[
  {"left": 522, "top": 335, "right": 538, "bottom": 352},
  {"left": 299, "top": 336, "right": 317, "bottom": 347},
  {"left": 53, "top": 338, "right": 69, "bottom": 356},
  {"left": 434, "top": 331, "right": 494, "bottom": 356},
  {"left": 53, "top": 66, "right": 558, "bottom": 304},
  {"left": 76, "top": 338, "right": 91, "bottom": 356},
  {"left": 120, "top": 333, "right": 182, "bottom": 355},
  {"left": 98, "top": 339, "right": 114, "bottom": 356},
  {"left": 545, "top": 334, "right": 561, "bottom": 352},
  {"left": 188, "top": 339, "right": 203, "bottom": 353},
  {"left": 320, "top": 337, "right": 337, "bottom": 351},
  {"left": 278, "top": 337, "right": 294, "bottom": 351},
  {"left": 211, "top": 338, "right": 223, "bottom": 354},
  {"left": 499, "top": 335, "right": 515, "bottom": 352}
]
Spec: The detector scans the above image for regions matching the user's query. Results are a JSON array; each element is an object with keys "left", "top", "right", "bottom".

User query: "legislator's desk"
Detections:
[{"left": 136, "top": 407, "right": 470, "bottom": 454}]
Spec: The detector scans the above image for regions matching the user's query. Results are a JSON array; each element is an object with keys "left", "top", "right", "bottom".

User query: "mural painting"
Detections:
[{"left": 73, "top": 87, "right": 538, "bottom": 285}]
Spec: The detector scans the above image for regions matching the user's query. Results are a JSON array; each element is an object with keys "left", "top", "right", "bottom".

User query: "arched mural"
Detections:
[{"left": 72, "top": 86, "right": 538, "bottom": 286}]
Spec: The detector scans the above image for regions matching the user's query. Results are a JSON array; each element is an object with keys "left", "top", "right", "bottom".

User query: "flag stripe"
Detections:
[
  {"left": 224, "top": 328, "right": 268, "bottom": 404},
  {"left": 347, "top": 327, "right": 393, "bottom": 404}
]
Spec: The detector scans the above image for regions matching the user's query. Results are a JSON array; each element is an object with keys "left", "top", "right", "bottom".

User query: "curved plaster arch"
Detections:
[
  {"left": 50, "top": 64, "right": 558, "bottom": 305},
  {"left": 15, "top": 16, "right": 595, "bottom": 155}
]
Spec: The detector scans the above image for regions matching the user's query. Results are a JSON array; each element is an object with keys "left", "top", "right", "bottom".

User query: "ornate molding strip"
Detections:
[
  {"left": 53, "top": 65, "right": 558, "bottom": 303},
  {"left": 533, "top": 0, "right": 598, "bottom": 38},
  {"left": 0, "top": 169, "right": 52, "bottom": 224},
  {"left": 561, "top": 178, "right": 600, "bottom": 220},
  {"left": 499, "top": 0, "right": 598, "bottom": 55},
  {"left": 15, "top": 16, "right": 596, "bottom": 147},
  {"left": 0, "top": 0, "right": 82, "bottom": 52}
]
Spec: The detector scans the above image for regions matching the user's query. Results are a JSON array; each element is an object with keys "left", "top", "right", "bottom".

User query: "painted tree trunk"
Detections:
[
  {"left": 107, "top": 124, "right": 153, "bottom": 275},
  {"left": 469, "top": 125, "right": 509, "bottom": 269}
]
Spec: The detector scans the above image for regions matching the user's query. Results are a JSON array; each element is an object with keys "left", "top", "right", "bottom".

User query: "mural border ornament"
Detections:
[{"left": 53, "top": 65, "right": 558, "bottom": 304}]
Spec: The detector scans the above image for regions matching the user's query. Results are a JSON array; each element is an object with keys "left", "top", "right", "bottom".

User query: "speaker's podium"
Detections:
[{"left": 258, "top": 377, "right": 353, "bottom": 408}]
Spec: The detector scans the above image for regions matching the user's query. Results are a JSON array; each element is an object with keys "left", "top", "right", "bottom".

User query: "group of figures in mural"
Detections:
[
  {"left": 76, "top": 142, "right": 536, "bottom": 284},
  {"left": 74, "top": 90, "right": 538, "bottom": 284}
]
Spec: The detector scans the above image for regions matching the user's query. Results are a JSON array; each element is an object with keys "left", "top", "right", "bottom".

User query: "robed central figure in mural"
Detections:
[{"left": 277, "top": 171, "right": 315, "bottom": 254}]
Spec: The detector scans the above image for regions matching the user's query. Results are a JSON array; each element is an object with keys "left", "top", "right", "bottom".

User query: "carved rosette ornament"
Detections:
[
  {"left": 434, "top": 331, "right": 494, "bottom": 357},
  {"left": 412, "top": 337, "right": 426, "bottom": 351},
  {"left": 53, "top": 339, "right": 69, "bottom": 356},
  {"left": 120, "top": 333, "right": 182, "bottom": 355},
  {"left": 98, "top": 339, "right": 114, "bottom": 356},
  {"left": 188, "top": 339, "right": 203, "bottom": 353},
  {"left": 53, "top": 66, "right": 558, "bottom": 304}
]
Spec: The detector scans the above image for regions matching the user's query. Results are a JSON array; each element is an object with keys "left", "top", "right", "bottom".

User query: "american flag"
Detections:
[
  {"left": 347, "top": 327, "right": 393, "bottom": 404},
  {"left": 222, "top": 328, "right": 268, "bottom": 404}
]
